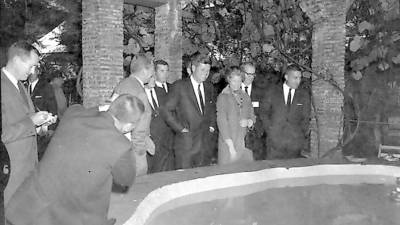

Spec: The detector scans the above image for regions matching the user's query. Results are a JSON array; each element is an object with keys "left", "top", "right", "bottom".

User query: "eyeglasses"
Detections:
[{"left": 243, "top": 71, "right": 256, "bottom": 76}]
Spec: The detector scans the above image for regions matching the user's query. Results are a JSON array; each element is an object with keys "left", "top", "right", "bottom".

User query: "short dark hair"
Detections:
[
  {"left": 190, "top": 52, "right": 211, "bottom": 67},
  {"left": 7, "top": 40, "right": 40, "bottom": 61},
  {"left": 285, "top": 64, "right": 301, "bottom": 75},
  {"left": 108, "top": 94, "right": 145, "bottom": 123},
  {"left": 154, "top": 59, "right": 169, "bottom": 69}
]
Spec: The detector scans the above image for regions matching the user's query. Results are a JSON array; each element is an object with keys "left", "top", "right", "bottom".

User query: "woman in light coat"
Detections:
[{"left": 217, "top": 66, "right": 256, "bottom": 165}]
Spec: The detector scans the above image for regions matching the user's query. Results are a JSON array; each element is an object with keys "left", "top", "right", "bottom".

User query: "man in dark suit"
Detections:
[
  {"left": 6, "top": 94, "right": 144, "bottom": 225},
  {"left": 240, "top": 62, "right": 268, "bottom": 160},
  {"left": 161, "top": 53, "right": 217, "bottom": 169},
  {"left": 146, "top": 60, "right": 174, "bottom": 173},
  {"left": 27, "top": 67, "right": 58, "bottom": 160},
  {"left": 260, "top": 65, "right": 311, "bottom": 159},
  {"left": 1, "top": 41, "right": 54, "bottom": 206}
]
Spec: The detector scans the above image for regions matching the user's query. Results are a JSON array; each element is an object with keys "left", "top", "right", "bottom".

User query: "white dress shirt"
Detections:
[
  {"left": 145, "top": 88, "right": 159, "bottom": 110},
  {"left": 29, "top": 78, "right": 39, "bottom": 94},
  {"left": 134, "top": 76, "right": 145, "bottom": 88},
  {"left": 2, "top": 68, "right": 19, "bottom": 90},
  {"left": 155, "top": 80, "right": 168, "bottom": 93},
  {"left": 241, "top": 83, "right": 253, "bottom": 96},
  {"left": 283, "top": 82, "right": 296, "bottom": 104},
  {"left": 190, "top": 76, "right": 205, "bottom": 114}
]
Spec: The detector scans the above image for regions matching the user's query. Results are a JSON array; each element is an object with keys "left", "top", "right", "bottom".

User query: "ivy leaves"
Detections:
[{"left": 182, "top": 0, "right": 312, "bottom": 72}]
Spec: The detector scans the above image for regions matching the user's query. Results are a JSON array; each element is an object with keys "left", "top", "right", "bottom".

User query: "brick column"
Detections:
[
  {"left": 82, "top": 0, "right": 124, "bottom": 107},
  {"left": 154, "top": 0, "right": 182, "bottom": 83},
  {"left": 300, "top": 0, "right": 353, "bottom": 157}
]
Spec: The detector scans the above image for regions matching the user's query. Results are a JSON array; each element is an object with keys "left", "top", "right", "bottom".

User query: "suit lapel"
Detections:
[
  {"left": 185, "top": 79, "right": 202, "bottom": 115},
  {"left": 1, "top": 71, "right": 33, "bottom": 112}
]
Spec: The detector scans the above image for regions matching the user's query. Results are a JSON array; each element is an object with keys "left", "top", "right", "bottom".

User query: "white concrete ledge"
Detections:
[{"left": 123, "top": 164, "right": 400, "bottom": 225}]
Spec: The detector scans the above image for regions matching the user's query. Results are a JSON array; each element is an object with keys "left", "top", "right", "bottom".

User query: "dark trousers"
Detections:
[
  {"left": 174, "top": 128, "right": 214, "bottom": 169},
  {"left": 266, "top": 136, "right": 303, "bottom": 159}
]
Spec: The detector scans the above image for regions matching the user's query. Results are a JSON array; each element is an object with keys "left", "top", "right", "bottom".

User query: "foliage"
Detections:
[
  {"left": 344, "top": 0, "right": 400, "bottom": 156},
  {"left": 182, "top": 0, "right": 313, "bottom": 76},
  {"left": 123, "top": 4, "right": 155, "bottom": 75}
]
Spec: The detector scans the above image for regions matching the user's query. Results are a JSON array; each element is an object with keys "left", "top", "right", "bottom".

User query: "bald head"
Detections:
[{"left": 108, "top": 94, "right": 145, "bottom": 133}]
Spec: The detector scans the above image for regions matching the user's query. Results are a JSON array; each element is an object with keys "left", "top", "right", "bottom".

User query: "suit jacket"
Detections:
[
  {"left": 161, "top": 78, "right": 216, "bottom": 135},
  {"left": 1, "top": 70, "right": 37, "bottom": 206},
  {"left": 161, "top": 78, "right": 216, "bottom": 153},
  {"left": 249, "top": 78, "right": 268, "bottom": 137},
  {"left": 148, "top": 84, "right": 175, "bottom": 172},
  {"left": 113, "top": 76, "right": 153, "bottom": 175},
  {"left": 260, "top": 83, "right": 311, "bottom": 149},
  {"left": 6, "top": 105, "right": 135, "bottom": 225},
  {"left": 150, "top": 84, "right": 173, "bottom": 146},
  {"left": 29, "top": 78, "right": 57, "bottom": 116}
]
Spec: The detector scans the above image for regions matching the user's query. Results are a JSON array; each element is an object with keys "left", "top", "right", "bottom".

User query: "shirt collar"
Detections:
[
  {"left": 283, "top": 82, "right": 291, "bottom": 91},
  {"left": 2, "top": 67, "right": 19, "bottom": 90},
  {"left": 155, "top": 80, "right": 164, "bottom": 88},
  {"left": 190, "top": 75, "right": 202, "bottom": 87},
  {"left": 241, "top": 83, "right": 252, "bottom": 89},
  {"left": 134, "top": 76, "right": 145, "bottom": 88}
]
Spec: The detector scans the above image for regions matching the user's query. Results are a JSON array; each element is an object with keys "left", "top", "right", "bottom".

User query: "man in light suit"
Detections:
[
  {"left": 111, "top": 54, "right": 155, "bottom": 176},
  {"left": 146, "top": 60, "right": 174, "bottom": 173},
  {"left": 161, "top": 53, "right": 217, "bottom": 169},
  {"left": 1, "top": 41, "right": 55, "bottom": 206},
  {"left": 260, "top": 65, "right": 311, "bottom": 159},
  {"left": 6, "top": 94, "right": 144, "bottom": 225},
  {"left": 240, "top": 62, "right": 268, "bottom": 160}
]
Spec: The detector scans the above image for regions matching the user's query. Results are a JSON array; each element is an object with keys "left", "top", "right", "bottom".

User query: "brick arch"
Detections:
[
  {"left": 299, "top": 0, "right": 354, "bottom": 157},
  {"left": 82, "top": 0, "right": 182, "bottom": 107}
]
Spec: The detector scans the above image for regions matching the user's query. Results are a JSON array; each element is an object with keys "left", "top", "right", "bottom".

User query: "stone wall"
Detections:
[
  {"left": 300, "top": 0, "right": 353, "bottom": 157},
  {"left": 154, "top": 0, "right": 182, "bottom": 83},
  {"left": 82, "top": 0, "right": 124, "bottom": 107}
]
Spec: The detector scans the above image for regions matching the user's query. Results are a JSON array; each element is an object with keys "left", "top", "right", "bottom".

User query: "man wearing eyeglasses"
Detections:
[{"left": 240, "top": 62, "right": 267, "bottom": 160}]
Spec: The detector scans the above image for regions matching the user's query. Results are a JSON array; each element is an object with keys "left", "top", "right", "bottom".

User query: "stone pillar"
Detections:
[
  {"left": 82, "top": 0, "right": 124, "bottom": 107},
  {"left": 154, "top": 0, "right": 182, "bottom": 83},
  {"left": 300, "top": 0, "right": 353, "bottom": 157}
]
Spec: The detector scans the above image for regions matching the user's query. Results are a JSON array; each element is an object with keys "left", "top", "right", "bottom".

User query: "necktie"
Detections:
[
  {"left": 287, "top": 88, "right": 292, "bottom": 110},
  {"left": 17, "top": 81, "right": 30, "bottom": 106},
  {"left": 150, "top": 89, "right": 159, "bottom": 110},
  {"left": 28, "top": 83, "right": 32, "bottom": 96},
  {"left": 198, "top": 84, "right": 205, "bottom": 114},
  {"left": 163, "top": 83, "right": 168, "bottom": 93},
  {"left": 244, "top": 86, "right": 249, "bottom": 95}
]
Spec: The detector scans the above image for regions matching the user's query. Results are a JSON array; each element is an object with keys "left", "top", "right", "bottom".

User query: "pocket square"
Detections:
[
  {"left": 35, "top": 96, "right": 43, "bottom": 98},
  {"left": 297, "top": 103, "right": 303, "bottom": 106}
]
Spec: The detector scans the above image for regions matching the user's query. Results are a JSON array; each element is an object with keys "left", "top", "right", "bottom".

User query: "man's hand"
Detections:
[
  {"left": 30, "top": 111, "right": 51, "bottom": 126},
  {"left": 209, "top": 126, "right": 215, "bottom": 133},
  {"left": 247, "top": 119, "right": 254, "bottom": 128}
]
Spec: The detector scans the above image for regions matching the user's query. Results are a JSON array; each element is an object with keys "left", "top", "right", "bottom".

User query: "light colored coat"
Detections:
[
  {"left": 1, "top": 70, "right": 37, "bottom": 206},
  {"left": 216, "top": 86, "right": 255, "bottom": 165},
  {"left": 113, "top": 76, "right": 153, "bottom": 175}
]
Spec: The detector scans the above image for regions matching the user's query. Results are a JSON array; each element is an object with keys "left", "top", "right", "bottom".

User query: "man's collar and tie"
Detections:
[
  {"left": 155, "top": 80, "right": 168, "bottom": 93},
  {"left": 134, "top": 76, "right": 146, "bottom": 89},
  {"left": 190, "top": 76, "right": 205, "bottom": 114},
  {"left": 241, "top": 83, "right": 252, "bottom": 96},
  {"left": 28, "top": 79, "right": 39, "bottom": 96},
  {"left": 2, "top": 68, "right": 19, "bottom": 90},
  {"left": 145, "top": 88, "right": 159, "bottom": 111},
  {"left": 2, "top": 68, "right": 30, "bottom": 106},
  {"left": 283, "top": 82, "right": 295, "bottom": 107}
]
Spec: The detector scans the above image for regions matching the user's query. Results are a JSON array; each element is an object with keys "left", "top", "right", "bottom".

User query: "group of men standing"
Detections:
[{"left": 1, "top": 40, "right": 311, "bottom": 225}]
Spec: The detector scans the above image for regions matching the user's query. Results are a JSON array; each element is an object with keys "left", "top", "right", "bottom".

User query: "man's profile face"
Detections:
[
  {"left": 143, "top": 64, "right": 155, "bottom": 84},
  {"left": 14, "top": 51, "right": 39, "bottom": 81},
  {"left": 285, "top": 70, "right": 302, "bottom": 89},
  {"left": 192, "top": 63, "right": 211, "bottom": 83},
  {"left": 155, "top": 64, "right": 169, "bottom": 83}
]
